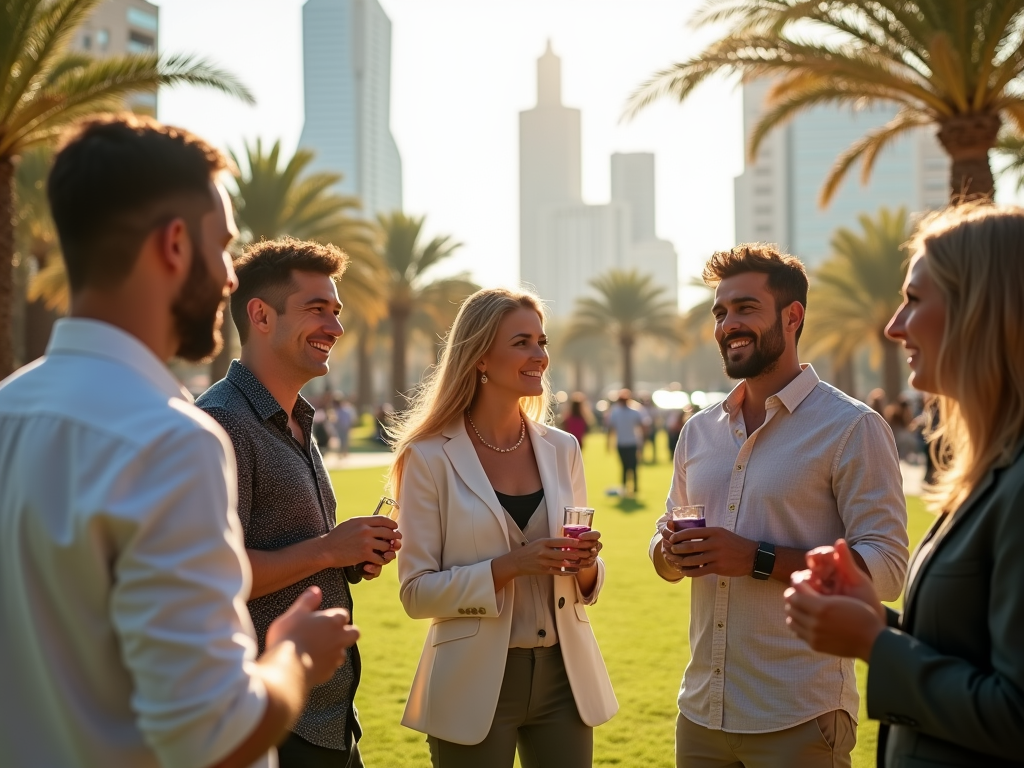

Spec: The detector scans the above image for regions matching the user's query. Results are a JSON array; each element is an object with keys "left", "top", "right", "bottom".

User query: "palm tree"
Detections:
[
  {"left": 628, "top": 0, "right": 1024, "bottom": 207},
  {"left": 214, "top": 139, "right": 386, "bottom": 381},
  {"left": 376, "top": 211, "right": 477, "bottom": 402},
  {"left": 567, "top": 269, "right": 680, "bottom": 390},
  {"left": 1, "top": 0, "right": 254, "bottom": 379},
  {"left": 803, "top": 206, "right": 911, "bottom": 402}
]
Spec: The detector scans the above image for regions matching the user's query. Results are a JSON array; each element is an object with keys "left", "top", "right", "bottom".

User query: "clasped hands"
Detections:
[{"left": 784, "top": 539, "right": 887, "bottom": 661}]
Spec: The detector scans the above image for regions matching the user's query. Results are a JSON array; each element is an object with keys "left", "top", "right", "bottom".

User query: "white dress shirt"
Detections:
[
  {"left": 650, "top": 365, "right": 909, "bottom": 733},
  {"left": 0, "top": 319, "right": 272, "bottom": 768}
]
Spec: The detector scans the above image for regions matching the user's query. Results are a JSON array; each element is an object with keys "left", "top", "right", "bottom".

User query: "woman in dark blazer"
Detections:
[{"left": 785, "top": 203, "right": 1024, "bottom": 767}]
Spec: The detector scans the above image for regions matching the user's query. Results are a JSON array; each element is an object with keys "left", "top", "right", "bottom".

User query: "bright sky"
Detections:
[{"left": 154, "top": 0, "right": 741, "bottom": 308}]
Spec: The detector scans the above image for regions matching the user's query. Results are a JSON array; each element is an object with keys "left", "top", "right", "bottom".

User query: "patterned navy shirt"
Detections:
[{"left": 197, "top": 361, "right": 360, "bottom": 751}]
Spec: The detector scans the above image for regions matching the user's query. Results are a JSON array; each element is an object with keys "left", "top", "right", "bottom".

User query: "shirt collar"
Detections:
[
  {"left": 225, "top": 360, "right": 314, "bottom": 428},
  {"left": 722, "top": 364, "right": 820, "bottom": 415},
  {"left": 45, "top": 318, "right": 192, "bottom": 402}
]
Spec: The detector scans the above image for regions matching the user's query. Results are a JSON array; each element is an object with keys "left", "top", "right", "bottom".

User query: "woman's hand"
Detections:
[
  {"left": 785, "top": 538, "right": 887, "bottom": 661},
  {"left": 565, "top": 530, "right": 602, "bottom": 572},
  {"left": 491, "top": 536, "right": 587, "bottom": 591}
]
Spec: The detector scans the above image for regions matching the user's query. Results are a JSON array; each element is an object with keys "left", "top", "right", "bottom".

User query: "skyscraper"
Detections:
[
  {"left": 519, "top": 44, "right": 678, "bottom": 317},
  {"left": 734, "top": 78, "right": 949, "bottom": 267},
  {"left": 299, "top": 0, "right": 403, "bottom": 218}
]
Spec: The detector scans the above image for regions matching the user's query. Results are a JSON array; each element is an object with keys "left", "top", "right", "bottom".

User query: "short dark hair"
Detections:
[
  {"left": 702, "top": 243, "right": 809, "bottom": 341},
  {"left": 232, "top": 237, "right": 349, "bottom": 343},
  {"left": 47, "top": 114, "right": 227, "bottom": 292}
]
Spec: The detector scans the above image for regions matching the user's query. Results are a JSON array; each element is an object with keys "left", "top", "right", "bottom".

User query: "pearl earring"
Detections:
[{"left": 480, "top": 372, "right": 488, "bottom": 384}]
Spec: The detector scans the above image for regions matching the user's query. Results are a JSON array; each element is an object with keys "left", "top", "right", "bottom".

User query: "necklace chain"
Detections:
[{"left": 466, "top": 411, "right": 526, "bottom": 453}]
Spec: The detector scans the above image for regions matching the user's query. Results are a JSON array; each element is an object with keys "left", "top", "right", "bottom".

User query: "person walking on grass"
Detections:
[
  {"left": 651, "top": 244, "right": 909, "bottom": 768},
  {"left": 198, "top": 238, "right": 401, "bottom": 768},
  {"left": 606, "top": 388, "right": 648, "bottom": 496},
  {"left": 0, "top": 115, "right": 357, "bottom": 768},
  {"left": 392, "top": 288, "right": 617, "bottom": 768}
]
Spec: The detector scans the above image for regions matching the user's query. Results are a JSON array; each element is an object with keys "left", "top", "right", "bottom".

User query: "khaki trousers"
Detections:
[
  {"left": 427, "top": 645, "right": 592, "bottom": 768},
  {"left": 675, "top": 711, "right": 855, "bottom": 768}
]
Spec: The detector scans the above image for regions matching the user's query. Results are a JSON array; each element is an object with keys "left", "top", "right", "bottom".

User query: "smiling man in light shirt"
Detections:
[
  {"left": 650, "top": 244, "right": 909, "bottom": 768},
  {"left": 0, "top": 116, "right": 359, "bottom": 768}
]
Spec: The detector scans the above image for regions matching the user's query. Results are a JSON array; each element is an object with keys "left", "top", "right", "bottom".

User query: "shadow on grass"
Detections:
[{"left": 610, "top": 497, "right": 647, "bottom": 513}]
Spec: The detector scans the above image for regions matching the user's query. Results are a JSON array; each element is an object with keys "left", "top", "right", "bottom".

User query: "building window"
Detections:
[
  {"left": 127, "top": 7, "right": 159, "bottom": 32},
  {"left": 755, "top": 186, "right": 772, "bottom": 195},
  {"left": 81, "top": 32, "right": 91, "bottom": 50},
  {"left": 97, "top": 28, "right": 109, "bottom": 50},
  {"left": 754, "top": 206, "right": 773, "bottom": 215},
  {"left": 128, "top": 31, "right": 155, "bottom": 52}
]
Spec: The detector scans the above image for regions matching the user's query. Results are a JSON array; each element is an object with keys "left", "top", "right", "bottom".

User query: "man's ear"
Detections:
[
  {"left": 784, "top": 301, "right": 805, "bottom": 335},
  {"left": 156, "top": 218, "right": 191, "bottom": 279},
  {"left": 247, "top": 297, "right": 273, "bottom": 336}
]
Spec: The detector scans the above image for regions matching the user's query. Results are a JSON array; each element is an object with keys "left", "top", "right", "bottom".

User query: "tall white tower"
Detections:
[
  {"left": 519, "top": 41, "right": 582, "bottom": 300},
  {"left": 299, "top": 0, "right": 403, "bottom": 218}
]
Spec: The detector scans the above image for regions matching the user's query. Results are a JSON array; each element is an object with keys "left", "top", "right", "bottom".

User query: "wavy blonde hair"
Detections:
[
  {"left": 909, "top": 203, "right": 1024, "bottom": 513},
  {"left": 387, "top": 288, "right": 553, "bottom": 493}
]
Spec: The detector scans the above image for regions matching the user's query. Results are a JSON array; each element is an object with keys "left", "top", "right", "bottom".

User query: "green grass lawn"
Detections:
[{"left": 331, "top": 435, "right": 933, "bottom": 768}]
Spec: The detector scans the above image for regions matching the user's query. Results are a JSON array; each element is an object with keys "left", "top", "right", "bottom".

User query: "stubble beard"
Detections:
[
  {"left": 720, "top": 313, "right": 786, "bottom": 380},
  {"left": 172, "top": 235, "right": 228, "bottom": 363}
]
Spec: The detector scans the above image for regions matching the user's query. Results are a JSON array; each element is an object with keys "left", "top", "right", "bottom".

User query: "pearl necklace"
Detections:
[{"left": 466, "top": 411, "right": 526, "bottom": 453}]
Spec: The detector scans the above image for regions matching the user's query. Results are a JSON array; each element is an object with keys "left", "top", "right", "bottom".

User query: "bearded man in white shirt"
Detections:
[
  {"left": 650, "top": 244, "right": 909, "bottom": 768},
  {"left": 0, "top": 115, "right": 358, "bottom": 768}
]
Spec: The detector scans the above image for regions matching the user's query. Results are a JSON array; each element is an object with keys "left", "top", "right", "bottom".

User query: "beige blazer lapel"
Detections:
[
  {"left": 528, "top": 420, "right": 563, "bottom": 537},
  {"left": 441, "top": 418, "right": 509, "bottom": 539}
]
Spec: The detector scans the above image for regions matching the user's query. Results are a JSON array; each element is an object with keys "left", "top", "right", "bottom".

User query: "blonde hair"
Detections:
[
  {"left": 387, "top": 288, "right": 553, "bottom": 493},
  {"left": 909, "top": 203, "right": 1024, "bottom": 512}
]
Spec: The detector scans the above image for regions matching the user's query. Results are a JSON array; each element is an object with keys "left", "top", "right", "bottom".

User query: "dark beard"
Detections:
[
  {"left": 720, "top": 313, "right": 786, "bottom": 380},
  {"left": 172, "top": 236, "right": 227, "bottom": 363}
]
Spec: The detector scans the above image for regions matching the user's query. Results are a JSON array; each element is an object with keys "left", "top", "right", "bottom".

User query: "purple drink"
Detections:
[
  {"left": 562, "top": 524, "right": 591, "bottom": 538},
  {"left": 668, "top": 518, "right": 706, "bottom": 532}
]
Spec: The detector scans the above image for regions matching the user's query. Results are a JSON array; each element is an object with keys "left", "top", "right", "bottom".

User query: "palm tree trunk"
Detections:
[
  {"left": 0, "top": 158, "right": 16, "bottom": 380},
  {"left": 391, "top": 306, "right": 409, "bottom": 405},
  {"left": 881, "top": 333, "right": 904, "bottom": 404},
  {"left": 356, "top": 330, "right": 373, "bottom": 410},
  {"left": 621, "top": 335, "right": 635, "bottom": 390},
  {"left": 937, "top": 114, "right": 1000, "bottom": 202},
  {"left": 833, "top": 355, "right": 855, "bottom": 397}
]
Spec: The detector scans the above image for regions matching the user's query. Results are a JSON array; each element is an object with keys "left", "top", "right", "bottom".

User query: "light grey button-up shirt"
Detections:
[{"left": 649, "top": 365, "right": 909, "bottom": 733}]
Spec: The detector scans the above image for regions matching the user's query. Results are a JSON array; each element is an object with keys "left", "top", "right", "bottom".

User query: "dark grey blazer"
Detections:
[{"left": 868, "top": 443, "right": 1024, "bottom": 767}]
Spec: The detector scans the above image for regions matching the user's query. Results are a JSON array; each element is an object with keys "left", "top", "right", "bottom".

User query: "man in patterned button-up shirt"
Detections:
[{"left": 199, "top": 238, "right": 401, "bottom": 768}]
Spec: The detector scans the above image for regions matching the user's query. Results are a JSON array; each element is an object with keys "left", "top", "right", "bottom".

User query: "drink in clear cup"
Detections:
[
  {"left": 668, "top": 504, "right": 705, "bottom": 532},
  {"left": 561, "top": 506, "right": 595, "bottom": 572}
]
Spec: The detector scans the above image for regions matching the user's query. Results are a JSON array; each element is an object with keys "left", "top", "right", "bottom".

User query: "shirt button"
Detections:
[
  {"left": 521, "top": 541, "right": 527, "bottom": 547},
  {"left": 736, "top": 464, "right": 743, "bottom": 471},
  {"left": 728, "top": 504, "right": 736, "bottom": 511},
  {"left": 558, "top": 597, "right": 565, "bottom": 608},
  {"left": 720, "top": 581, "right": 726, "bottom": 588},
  {"left": 717, "top": 622, "right": 724, "bottom": 629},
  {"left": 538, "top": 629, "right": 547, "bottom": 638},
  {"left": 714, "top": 668, "right": 721, "bottom": 675}
]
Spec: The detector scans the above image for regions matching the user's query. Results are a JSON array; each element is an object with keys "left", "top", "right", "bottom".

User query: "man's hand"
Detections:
[
  {"left": 660, "top": 526, "right": 758, "bottom": 577},
  {"left": 320, "top": 515, "right": 401, "bottom": 569},
  {"left": 265, "top": 586, "right": 360, "bottom": 686}
]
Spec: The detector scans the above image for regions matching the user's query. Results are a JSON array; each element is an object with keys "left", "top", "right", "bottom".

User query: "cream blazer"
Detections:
[{"left": 396, "top": 417, "right": 618, "bottom": 745}]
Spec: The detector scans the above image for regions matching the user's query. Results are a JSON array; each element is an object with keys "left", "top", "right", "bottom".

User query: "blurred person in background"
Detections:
[
  {"left": 786, "top": 204, "right": 1024, "bottom": 768},
  {"left": 335, "top": 394, "right": 358, "bottom": 456},
  {"left": 652, "top": 244, "right": 908, "bottom": 768},
  {"left": 561, "top": 392, "right": 591, "bottom": 446},
  {"left": 391, "top": 288, "right": 617, "bottom": 768},
  {"left": 606, "top": 388, "right": 648, "bottom": 496},
  {"left": 0, "top": 115, "right": 357, "bottom": 768},
  {"left": 198, "top": 239, "right": 401, "bottom": 768}
]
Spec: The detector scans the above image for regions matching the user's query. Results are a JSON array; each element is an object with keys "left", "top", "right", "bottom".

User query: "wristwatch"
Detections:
[{"left": 752, "top": 541, "right": 776, "bottom": 580}]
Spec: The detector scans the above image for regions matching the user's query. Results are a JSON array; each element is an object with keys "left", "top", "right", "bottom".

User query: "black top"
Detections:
[
  {"left": 197, "top": 361, "right": 358, "bottom": 752},
  {"left": 495, "top": 489, "right": 545, "bottom": 532}
]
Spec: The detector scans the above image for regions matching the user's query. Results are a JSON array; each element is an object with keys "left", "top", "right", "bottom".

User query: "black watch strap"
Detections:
[{"left": 752, "top": 541, "right": 776, "bottom": 580}]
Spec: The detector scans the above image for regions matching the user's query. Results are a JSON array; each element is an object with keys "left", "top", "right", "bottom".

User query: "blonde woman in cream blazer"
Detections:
[{"left": 390, "top": 288, "right": 617, "bottom": 768}]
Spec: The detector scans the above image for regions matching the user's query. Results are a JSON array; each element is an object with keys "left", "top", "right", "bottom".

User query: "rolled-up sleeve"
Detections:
[
  {"left": 110, "top": 426, "right": 267, "bottom": 768},
  {"left": 397, "top": 445, "right": 503, "bottom": 620},
  {"left": 832, "top": 412, "right": 909, "bottom": 601}
]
